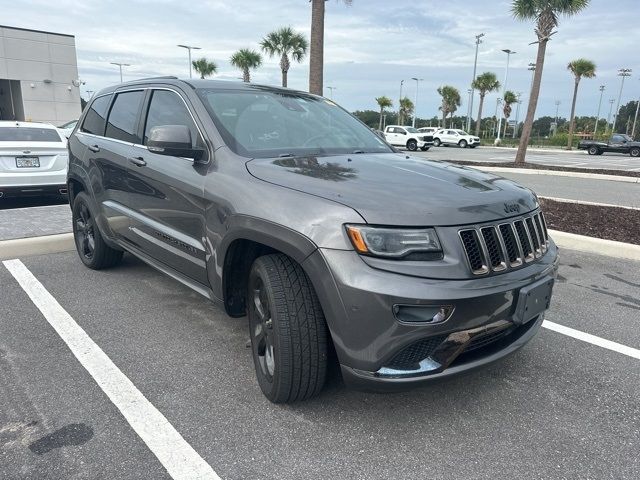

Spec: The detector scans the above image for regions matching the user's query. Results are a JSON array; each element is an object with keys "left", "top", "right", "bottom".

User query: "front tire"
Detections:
[
  {"left": 459, "top": 139, "right": 468, "bottom": 148},
  {"left": 588, "top": 146, "right": 599, "bottom": 155},
  {"left": 248, "top": 254, "right": 328, "bottom": 403},
  {"left": 406, "top": 139, "right": 418, "bottom": 151},
  {"left": 630, "top": 147, "right": 640, "bottom": 157},
  {"left": 72, "top": 192, "right": 123, "bottom": 269},
  {"left": 433, "top": 138, "right": 441, "bottom": 147}
]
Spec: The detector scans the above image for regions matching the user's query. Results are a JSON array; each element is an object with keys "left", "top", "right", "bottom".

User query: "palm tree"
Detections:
[
  {"left": 230, "top": 49, "right": 263, "bottom": 83},
  {"left": 191, "top": 58, "right": 217, "bottom": 79},
  {"left": 513, "top": 0, "right": 590, "bottom": 164},
  {"left": 472, "top": 72, "right": 501, "bottom": 136},
  {"left": 375, "top": 96, "right": 393, "bottom": 130},
  {"left": 398, "top": 97, "right": 414, "bottom": 126},
  {"left": 437, "top": 85, "right": 461, "bottom": 127},
  {"left": 261, "top": 27, "right": 308, "bottom": 88},
  {"left": 502, "top": 90, "right": 518, "bottom": 137},
  {"left": 309, "top": 0, "right": 352, "bottom": 95},
  {"left": 566, "top": 58, "right": 596, "bottom": 149}
]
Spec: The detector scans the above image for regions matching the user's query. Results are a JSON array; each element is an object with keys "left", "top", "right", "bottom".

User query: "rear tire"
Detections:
[
  {"left": 248, "top": 254, "right": 328, "bottom": 403},
  {"left": 459, "top": 139, "right": 468, "bottom": 148},
  {"left": 72, "top": 192, "right": 123, "bottom": 270},
  {"left": 630, "top": 147, "right": 640, "bottom": 157},
  {"left": 433, "top": 138, "right": 441, "bottom": 147},
  {"left": 406, "top": 140, "right": 418, "bottom": 151},
  {"left": 588, "top": 146, "right": 599, "bottom": 155}
]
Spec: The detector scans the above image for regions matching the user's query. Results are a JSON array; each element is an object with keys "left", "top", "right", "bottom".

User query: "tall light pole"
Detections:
[
  {"left": 326, "top": 86, "right": 336, "bottom": 99},
  {"left": 411, "top": 77, "right": 423, "bottom": 128},
  {"left": 467, "top": 33, "right": 485, "bottom": 132},
  {"left": 607, "top": 98, "right": 615, "bottom": 129},
  {"left": 612, "top": 68, "right": 632, "bottom": 133},
  {"left": 110, "top": 62, "right": 130, "bottom": 83},
  {"left": 177, "top": 44, "right": 201, "bottom": 78},
  {"left": 496, "top": 49, "right": 516, "bottom": 143},
  {"left": 398, "top": 79, "right": 405, "bottom": 124}
]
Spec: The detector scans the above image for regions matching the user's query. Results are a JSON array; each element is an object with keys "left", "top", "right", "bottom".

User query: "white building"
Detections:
[{"left": 0, "top": 25, "right": 81, "bottom": 126}]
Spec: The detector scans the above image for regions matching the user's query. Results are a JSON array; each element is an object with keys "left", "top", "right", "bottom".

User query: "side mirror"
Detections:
[{"left": 147, "top": 125, "right": 205, "bottom": 161}]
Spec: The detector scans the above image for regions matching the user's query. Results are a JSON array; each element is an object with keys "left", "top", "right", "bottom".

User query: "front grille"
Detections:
[
  {"left": 459, "top": 211, "right": 549, "bottom": 275},
  {"left": 385, "top": 335, "right": 447, "bottom": 370}
]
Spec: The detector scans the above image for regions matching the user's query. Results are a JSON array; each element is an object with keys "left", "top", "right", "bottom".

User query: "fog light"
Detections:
[{"left": 393, "top": 305, "right": 454, "bottom": 324}]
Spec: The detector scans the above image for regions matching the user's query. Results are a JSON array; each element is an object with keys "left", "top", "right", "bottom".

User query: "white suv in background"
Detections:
[
  {"left": 383, "top": 125, "right": 433, "bottom": 151},
  {"left": 433, "top": 129, "right": 481, "bottom": 148},
  {"left": 0, "top": 121, "right": 69, "bottom": 198}
]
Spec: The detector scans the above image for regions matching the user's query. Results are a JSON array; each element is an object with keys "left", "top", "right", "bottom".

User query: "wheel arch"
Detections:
[{"left": 215, "top": 215, "right": 319, "bottom": 318}]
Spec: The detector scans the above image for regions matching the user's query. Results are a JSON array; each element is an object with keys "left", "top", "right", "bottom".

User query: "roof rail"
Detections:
[{"left": 136, "top": 76, "right": 179, "bottom": 81}]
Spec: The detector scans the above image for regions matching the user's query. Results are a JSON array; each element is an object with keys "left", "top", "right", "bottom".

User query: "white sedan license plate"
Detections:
[{"left": 16, "top": 156, "right": 40, "bottom": 168}]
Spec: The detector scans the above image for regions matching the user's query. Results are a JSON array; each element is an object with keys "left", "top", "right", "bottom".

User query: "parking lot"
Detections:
[
  {"left": 412, "top": 146, "right": 640, "bottom": 171},
  {"left": 2, "top": 247, "right": 639, "bottom": 479}
]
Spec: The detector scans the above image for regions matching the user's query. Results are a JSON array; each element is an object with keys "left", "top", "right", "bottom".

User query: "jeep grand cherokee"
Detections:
[{"left": 67, "top": 78, "right": 558, "bottom": 403}]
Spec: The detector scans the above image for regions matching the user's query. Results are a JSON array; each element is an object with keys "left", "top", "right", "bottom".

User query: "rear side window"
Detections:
[
  {"left": 81, "top": 95, "right": 111, "bottom": 135},
  {"left": 105, "top": 90, "right": 145, "bottom": 143},
  {"left": 143, "top": 90, "right": 199, "bottom": 146},
  {"left": 0, "top": 127, "right": 62, "bottom": 142}
]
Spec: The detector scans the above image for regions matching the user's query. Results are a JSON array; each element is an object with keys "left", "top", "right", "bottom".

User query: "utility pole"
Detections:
[
  {"left": 552, "top": 100, "right": 560, "bottom": 136},
  {"left": 512, "top": 93, "right": 522, "bottom": 139},
  {"left": 467, "top": 33, "right": 484, "bottom": 132},
  {"left": 594, "top": 85, "right": 605, "bottom": 136},
  {"left": 110, "top": 62, "right": 130, "bottom": 83},
  {"left": 466, "top": 88, "right": 472, "bottom": 132},
  {"left": 177, "top": 44, "right": 202, "bottom": 78},
  {"left": 607, "top": 98, "right": 615, "bottom": 131},
  {"left": 326, "top": 86, "right": 336, "bottom": 100},
  {"left": 496, "top": 49, "right": 516, "bottom": 144},
  {"left": 612, "top": 68, "right": 632, "bottom": 133},
  {"left": 398, "top": 79, "right": 404, "bottom": 125},
  {"left": 411, "top": 77, "right": 423, "bottom": 128},
  {"left": 632, "top": 98, "right": 639, "bottom": 139}
]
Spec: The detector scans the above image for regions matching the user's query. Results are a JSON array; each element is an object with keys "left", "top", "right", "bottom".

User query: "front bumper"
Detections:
[{"left": 302, "top": 241, "right": 558, "bottom": 389}]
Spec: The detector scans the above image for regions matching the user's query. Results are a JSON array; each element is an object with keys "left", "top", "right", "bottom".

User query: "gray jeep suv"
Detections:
[{"left": 67, "top": 78, "right": 558, "bottom": 403}]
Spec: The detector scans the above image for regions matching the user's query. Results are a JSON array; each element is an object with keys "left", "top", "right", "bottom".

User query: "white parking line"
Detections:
[
  {"left": 2, "top": 259, "right": 221, "bottom": 480},
  {"left": 543, "top": 320, "right": 640, "bottom": 360}
]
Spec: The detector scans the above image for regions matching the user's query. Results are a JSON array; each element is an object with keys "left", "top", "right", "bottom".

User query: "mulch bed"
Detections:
[
  {"left": 448, "top": 160, "right": 640, "bottom": 178},
  {"left": 540, "top": 198, "right": 640, "bottom": 245}
]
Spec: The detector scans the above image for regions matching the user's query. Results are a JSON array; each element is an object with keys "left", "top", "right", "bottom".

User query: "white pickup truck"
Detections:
[{"left": 383, "top": 125, "right": 433, "bottom": 151}]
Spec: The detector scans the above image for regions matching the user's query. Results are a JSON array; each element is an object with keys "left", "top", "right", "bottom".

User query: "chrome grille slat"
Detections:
[{"left": 460, "top": 211, "right": 549, "bottom": 276}]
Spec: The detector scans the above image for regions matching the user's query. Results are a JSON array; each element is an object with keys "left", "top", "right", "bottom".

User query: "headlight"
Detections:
[{"left": 345, "top": 225, "right": 441, "bottom": 258}]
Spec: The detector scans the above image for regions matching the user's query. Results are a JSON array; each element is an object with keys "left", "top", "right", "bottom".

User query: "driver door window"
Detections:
[{"left": 144, "top": 90, "right": 201, "bottom": 149}]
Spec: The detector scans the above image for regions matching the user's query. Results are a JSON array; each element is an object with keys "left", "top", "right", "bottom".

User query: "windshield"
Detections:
[
  {"left": 196, "top": 89, "right": 393, "bottom": 158},
  {"left": 0, "top": 127, "right": 63, "bottom": 142}
]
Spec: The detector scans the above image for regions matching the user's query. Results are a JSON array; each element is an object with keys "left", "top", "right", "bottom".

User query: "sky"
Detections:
[{"left": 6, "top": 0, "right": 640, "bottom": 120}]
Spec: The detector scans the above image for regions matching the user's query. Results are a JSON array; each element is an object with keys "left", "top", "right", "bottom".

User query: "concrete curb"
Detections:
[
  {"left": 0, "top": 233, "right": 75, "bottom": 260},
  {"left": 541, "top": 196, "right": 640, "bottom": 211},
  {"left": 549, "top": 229, "right": 640, "bottom": 262},
  {"left": 477, "top": 166, "right": 640, "bottom": 183}
]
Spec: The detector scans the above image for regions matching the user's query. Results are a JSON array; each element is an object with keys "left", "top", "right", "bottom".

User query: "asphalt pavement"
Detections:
[
  {"left": 413, "top": 146, "right": 640, "bottom": 171},
  {"left": 484, "top": 171, "right": 640, "bottom": 208},
  {"left": 1, "top": 248, "right": 638, "bottom": 479}
]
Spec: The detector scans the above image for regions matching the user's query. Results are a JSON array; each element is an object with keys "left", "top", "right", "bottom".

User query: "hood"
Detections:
[{"left": 246, "top": 153, "right": 538, "bottom": 226}]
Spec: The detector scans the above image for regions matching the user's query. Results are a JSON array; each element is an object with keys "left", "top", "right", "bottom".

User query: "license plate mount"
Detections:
[
  {"left": 16, "top": 156, "right": 40, "bottom": 168},
  {"left": 514, "top": 277, "right": 554, "bottom": 325}
]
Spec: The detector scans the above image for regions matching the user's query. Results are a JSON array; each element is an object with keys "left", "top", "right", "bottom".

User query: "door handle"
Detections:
[
  {"left": 128, "top": 156, "right": 147, "bottom": 167},
  {"left": 88, "top": 144, "right": 100, "bottom": 153}
]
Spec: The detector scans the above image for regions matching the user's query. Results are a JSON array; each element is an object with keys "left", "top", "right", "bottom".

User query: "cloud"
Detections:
[{"left": 4, "top": 0, "right": 638, "bottom": 118}]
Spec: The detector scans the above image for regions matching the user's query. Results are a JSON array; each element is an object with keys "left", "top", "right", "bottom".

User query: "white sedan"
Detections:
[{"left": 0, "top": 121, "right": 69, "bottom": 199}]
